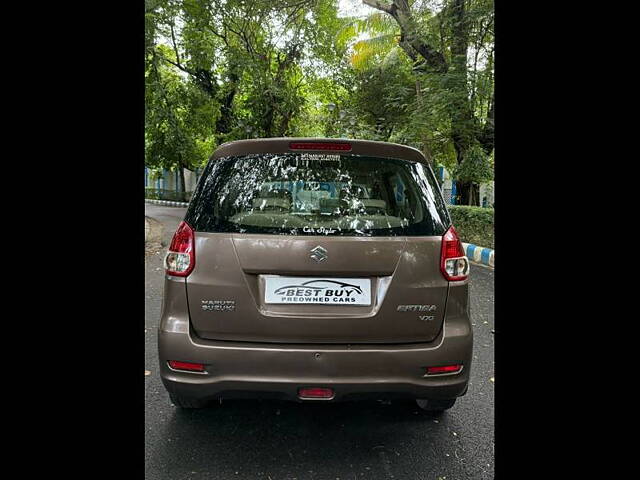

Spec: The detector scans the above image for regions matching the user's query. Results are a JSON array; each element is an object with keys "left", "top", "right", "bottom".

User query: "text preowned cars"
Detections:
[{"left": 158, "top": 138, "right": 472, "bottom": 412}]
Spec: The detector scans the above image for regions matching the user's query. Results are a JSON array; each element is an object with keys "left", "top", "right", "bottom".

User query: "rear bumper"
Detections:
[{"left": 158, "top": 316, "right": 473, "bottom": 403}]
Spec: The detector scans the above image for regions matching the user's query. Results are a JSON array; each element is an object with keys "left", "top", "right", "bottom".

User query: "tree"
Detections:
[
  {"left": 145, "top": 40, "right": 217, "bottom": 192},
  {"left": 147, "top": 1, "right": 338, "bottom": 142},
  {"left": 361, "top": 0, "right": 493, "bottom": 204},
  {"left": 144, "top": 1, "right": 494, "bottom": 205},
  {"left": 453, "top": 143, "right": 493, "bottom": 205}
]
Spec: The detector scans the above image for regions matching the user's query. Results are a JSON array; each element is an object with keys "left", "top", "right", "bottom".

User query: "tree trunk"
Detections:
[
  {"left": 421, "top": 135, "right": 434, "bottom": 169},
  {"left": 363, "top": 0, "right": 448, "bottom": 73},
  {"left": 263, "top": 103, "right": 274, "bottom": 137},
  {"left": 178, "top": 166, "right": 186, "bottom": 201},
  {"left": 448, "top": 0, "right": 479, "bottom": 207},
  {"left": 455, "top": 180, "right": 479, "bottom": 206},
  {"left": 478, "top": 91, "right": 494, "bottom": 154},
  {"left": 415, "top": 79, "right": 434, "bottom": 169},
  {"left": 278, "top": 111, "right": 292, "bottom": 137},
  {"left": 215, "top": 68, "right": 239, "bottom": 136}
]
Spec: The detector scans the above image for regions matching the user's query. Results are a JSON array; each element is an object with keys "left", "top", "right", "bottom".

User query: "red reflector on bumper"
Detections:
[
  {"left": 426, "top": 364, "right": 463, "bottom": 375},
  {"left": 298, "top": 387, "right": 334, "bottom": 399},
  {"left": 168, "top": 360, "right": 205, "bottom": 372}
]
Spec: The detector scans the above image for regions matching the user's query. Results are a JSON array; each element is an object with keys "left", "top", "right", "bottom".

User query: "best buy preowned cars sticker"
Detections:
[{"left": 264, "top": 277, "right": 371, "bottom": 305}]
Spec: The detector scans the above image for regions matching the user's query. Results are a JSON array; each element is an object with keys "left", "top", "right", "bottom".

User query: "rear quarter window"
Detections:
[{"left": 185, "top": 153, "right": 450, "bottom": 237}]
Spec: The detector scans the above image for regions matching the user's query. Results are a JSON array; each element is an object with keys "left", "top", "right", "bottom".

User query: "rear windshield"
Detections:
[{"left": 185, "top": 153, "right": 450, "bottom": 237}]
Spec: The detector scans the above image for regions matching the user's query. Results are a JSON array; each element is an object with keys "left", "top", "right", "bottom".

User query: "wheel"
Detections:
[
  {"left": 416, "top": 398, "right": 456, "bottom": 413},
  {"left": 169, "top": 393, "right": 209, "bottom": 409}
]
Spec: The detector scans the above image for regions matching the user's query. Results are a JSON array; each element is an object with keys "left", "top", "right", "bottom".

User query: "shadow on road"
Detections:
[{"left": 147, "top": 398, "right": 464, "bottom": 479}]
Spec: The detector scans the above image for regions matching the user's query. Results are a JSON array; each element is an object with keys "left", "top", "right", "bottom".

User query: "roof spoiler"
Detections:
[{"left": 211, "top": 137, "right": 428, "bottom": 164}]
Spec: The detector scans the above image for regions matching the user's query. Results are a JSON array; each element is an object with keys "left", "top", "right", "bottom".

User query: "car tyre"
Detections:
[
  {"left": 415, "top": 398, "right": 456, "bottom": 413},
  {"left": 169, "top": 393, "right": 209, "bottom": 409}
]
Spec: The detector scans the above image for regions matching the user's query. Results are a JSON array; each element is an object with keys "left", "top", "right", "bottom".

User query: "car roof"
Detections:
[{"left": 211, "top": 137, "right": 428, "bottom": 165}]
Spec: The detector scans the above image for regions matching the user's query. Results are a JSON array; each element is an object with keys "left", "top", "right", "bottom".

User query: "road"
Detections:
[{"left": 145, "top": 203, "right": 494, "bottom": 480}]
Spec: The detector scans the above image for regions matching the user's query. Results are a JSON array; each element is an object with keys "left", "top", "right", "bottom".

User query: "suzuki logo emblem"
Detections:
[{"left": 310, "top": 246, "right": 328, "bottom": 263}]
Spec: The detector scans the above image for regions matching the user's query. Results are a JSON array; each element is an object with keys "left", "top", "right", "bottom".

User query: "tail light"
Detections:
[
  {"left": 164, "top": 221, "right": 195, "bottom": 277},
  {"left": 440, "top": 226, "right": 469, "bottom": 281}
]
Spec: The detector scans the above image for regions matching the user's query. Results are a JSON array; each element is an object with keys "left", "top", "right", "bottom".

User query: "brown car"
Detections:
[{"left": 159, "top": 138, "right": 472, "bottom": 412}]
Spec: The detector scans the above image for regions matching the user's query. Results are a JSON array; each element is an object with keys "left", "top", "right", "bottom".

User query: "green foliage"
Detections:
[
  {"left": 145, "top": 22, "right": 219, "bottom": 175},
  {"left": 448, "top": 205, "right": 494, "bottom": 249},
  {"left": 453, "top": 144, "right": 493, "bottom": 184},
  {"left": 144, "top": 1, "right": 494, "bottom": 204}
]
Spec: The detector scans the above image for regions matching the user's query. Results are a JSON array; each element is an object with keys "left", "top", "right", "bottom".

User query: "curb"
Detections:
[
  {"left": 462, "top": 242, "right": 494, "bottom": 268},
  {"left": 145, "top": 199, "right": 189, "bottom": 208}
]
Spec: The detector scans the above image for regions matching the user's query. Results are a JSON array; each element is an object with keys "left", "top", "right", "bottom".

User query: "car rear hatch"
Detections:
[{"left": 182, "top": 139, "right": 452, "bottom": 344}]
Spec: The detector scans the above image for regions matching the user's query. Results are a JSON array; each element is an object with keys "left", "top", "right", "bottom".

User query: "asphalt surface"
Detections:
[{"left": 145, "top": 203, "right": 494, "bottom": 480}]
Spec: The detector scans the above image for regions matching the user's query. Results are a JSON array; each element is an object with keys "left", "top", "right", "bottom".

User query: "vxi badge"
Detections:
[
  {"left": 397, "top": 304, "right": 437, "bottom": 322},
  {"left": 264, "top": 277, "right": 371, "bottom": 306}
]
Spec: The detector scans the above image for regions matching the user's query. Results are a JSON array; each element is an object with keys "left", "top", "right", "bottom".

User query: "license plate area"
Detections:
[{"left": 264, "top": 276, "right": 372, "bottom": 306}]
